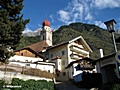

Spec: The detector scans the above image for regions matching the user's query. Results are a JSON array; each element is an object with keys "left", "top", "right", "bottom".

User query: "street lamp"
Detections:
[{"left": 104, "top": 19, "right": 117, "bottom": 52}]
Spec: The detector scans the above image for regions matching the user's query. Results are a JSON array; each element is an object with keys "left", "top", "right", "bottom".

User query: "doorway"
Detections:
[{"left": 101, "top": 64, "right": 117, "bottom": 83}]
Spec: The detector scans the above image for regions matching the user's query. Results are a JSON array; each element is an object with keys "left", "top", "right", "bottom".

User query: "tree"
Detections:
[{"left": 0, "top": 0, "right": 30, "bottom": 63}]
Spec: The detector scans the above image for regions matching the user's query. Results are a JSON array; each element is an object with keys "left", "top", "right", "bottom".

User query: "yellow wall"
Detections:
[{"left": 49, "top": 44, "right": 68, "bottom": 71}]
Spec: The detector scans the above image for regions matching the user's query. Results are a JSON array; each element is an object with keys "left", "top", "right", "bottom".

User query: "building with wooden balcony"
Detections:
[{"left": 45, "top": 36, "right": 92, "bottom": 81}]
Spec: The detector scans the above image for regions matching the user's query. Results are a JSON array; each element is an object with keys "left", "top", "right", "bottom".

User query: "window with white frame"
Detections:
[
  {"left": 62, "top": 60, "right": 65, "bottom": 65},
  {"left": 59, "top": 62, "right": 61, "bottom": 65}
]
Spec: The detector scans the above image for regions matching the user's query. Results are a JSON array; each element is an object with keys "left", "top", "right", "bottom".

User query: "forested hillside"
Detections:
[{"left": 17, "top": 22, "right": 120, "bottom": 59}]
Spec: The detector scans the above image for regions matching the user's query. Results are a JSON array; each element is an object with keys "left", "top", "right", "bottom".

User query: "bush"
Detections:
[
  {"left": 112, "top": 84, "right": 120, "bottom": 90},
  {"left": 11, "top": 78, "right": 54, "bottom": 90},
  {"left": 0, "top": 79, "right": 6, "bottom": 89},
  {"left": 98, "top": 79, "right": 120, "bottom": 90}
]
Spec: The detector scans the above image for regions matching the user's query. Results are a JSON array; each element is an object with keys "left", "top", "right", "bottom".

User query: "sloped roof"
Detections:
[
  {"left": 27, "top": 40, "right": 49, "bottom": 53},
  {"left": 93, "top": 53, "right": 116, "bottom": 63},
  {"left": 65, "top": 57, "right": 94, "bottom": 69},
  {"left": 47, "top": 41, "right": 69, "bottom": 50},
  {"left": 47, "top": 36, "right": 92, "bottom": 52}
]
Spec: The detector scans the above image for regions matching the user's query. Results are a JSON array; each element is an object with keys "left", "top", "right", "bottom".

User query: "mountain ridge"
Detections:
[
  {"left": 22, "top": 28, "right": 42, "bottom": 37},
  {"left": 18, "top": 22, "right": 120, "bottom": 59}
]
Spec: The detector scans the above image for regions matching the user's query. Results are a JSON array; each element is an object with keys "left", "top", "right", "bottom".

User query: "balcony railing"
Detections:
[
  {"left": 70, "top": 45, "right": 89, "bottom": 55},
  {"left": 70, "top": 54, "right": 83, "bottom": 60}
]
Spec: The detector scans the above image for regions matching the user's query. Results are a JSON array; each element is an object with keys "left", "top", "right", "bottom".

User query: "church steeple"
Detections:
[
  {"left": 42, "top": 19, "right": 50, "bottom": 27},
  {"left": 40, "top": 19, "right": 52, "bottom": 46}
]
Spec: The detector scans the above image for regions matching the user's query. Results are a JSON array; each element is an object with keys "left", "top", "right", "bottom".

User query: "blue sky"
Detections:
[{"left": 22, "top": 0, "right": 120, "bottom": 33}]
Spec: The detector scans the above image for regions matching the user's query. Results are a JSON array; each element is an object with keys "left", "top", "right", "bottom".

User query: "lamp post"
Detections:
[
  {"left": 104, "top": 19, "right": 120, "bottom": 79},
  {"left": 104, "top": 19, "right": 117, "bottom": 53}
]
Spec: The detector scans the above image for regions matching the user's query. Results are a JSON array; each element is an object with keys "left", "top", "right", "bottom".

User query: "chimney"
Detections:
[{"left": 98, "top": 49, "right": 104, "bottom": 58}]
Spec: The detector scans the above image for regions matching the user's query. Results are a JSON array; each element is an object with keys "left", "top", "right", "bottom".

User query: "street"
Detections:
[{"left": 55, "top": 81, "right": 89, "bottom": 90}]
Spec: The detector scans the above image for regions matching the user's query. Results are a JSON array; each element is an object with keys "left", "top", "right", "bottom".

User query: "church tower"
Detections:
[{"left": 40, "top": 19, "right": 52, "bottom": 46}]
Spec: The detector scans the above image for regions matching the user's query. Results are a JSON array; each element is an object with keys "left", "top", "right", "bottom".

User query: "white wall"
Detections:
[
  {"left": 0, "top": 71, "right": 52, "bottom": 84},
  {"left": 9, "top": 62, "right": 55, "bottom": 74},
  {"left": 51, "top": 59, "right": 61, "bottom": 71},
  {"left": 9, "top": 55, "right": 43, "bottom": 62}
]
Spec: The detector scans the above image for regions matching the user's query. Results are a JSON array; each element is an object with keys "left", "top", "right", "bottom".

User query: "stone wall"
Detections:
[{"left": 0, "top": 71, "right": 52, "bottom": 84}]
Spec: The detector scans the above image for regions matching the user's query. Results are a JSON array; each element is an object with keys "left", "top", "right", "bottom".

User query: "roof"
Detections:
[
  {"left": 33, "top": 61, "right": 55, "bottom": 67},
  {"left": 69, "top": 36, "right": 92, "bottom": 52},
  {"left": 65, "top": 57, "right": 94, "bottom": 69},
  {"left": 47, "top": 36, "right": 92, "bottom": 52},
  {"left": 51, "top": 56, "right": 61, "bottom": 60},
  {"left": 93, "top": 53, "right": 116, "bottom": 63},
  {"left": 42, "top": 19, "right": 50, "bottom": 27},
  {"left": 27, "top": 40, "right": 49, "bottom": 53},
  {"left": 15, "top": 47, "right": 45, "bottom": 60},
  {"left": 47, "top": 41, "right": 69, "bottom": 50}
]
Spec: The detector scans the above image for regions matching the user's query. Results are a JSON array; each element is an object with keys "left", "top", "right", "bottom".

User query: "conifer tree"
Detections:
[{"left": 0, "top": 0, "right": 30, "bottom": 63}]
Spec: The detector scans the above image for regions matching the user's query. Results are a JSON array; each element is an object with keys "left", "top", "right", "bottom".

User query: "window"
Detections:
[
  {"left": 20, "top": 52, "right": 23, "bottom": 56},
  {"left": 51, "top": 54, "right": 53, "bottom": 58},
  {"left": 45, "top": 52, "right": 49, "bottom": 59},
  {"left": 62, "top": 60, "right": 65, "bottom": 65},
  {"left": 57, "top": 73, "right": 59, "bottom": 77},
  {"left": 63, "top": 72, "right": 66, "bottom": 76},
  {"left": 26, "top": 64, "right": 30, "bottom": 66},
  {"left": 62, "top": 50, "right": 65, "bottom": 55},
  {"left": 59, "top": 62, "right": 60, "bottom": 65}
]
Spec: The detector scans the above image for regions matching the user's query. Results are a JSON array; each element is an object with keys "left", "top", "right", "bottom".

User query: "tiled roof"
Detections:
[
  {"left": 47, "top": 36, "right": 92, "bottom": 52},
  {"left": 27, "top": 40, "right": 49, "bottom": 53},
  {"left": 47, "top": 41, "right": 68, "bottom": 50},
  {"left": 65, "top": 57, "right": 94, "bottom": 69},
  {"left": 51, "top": 56, "right": 61, "bottom": 60}
]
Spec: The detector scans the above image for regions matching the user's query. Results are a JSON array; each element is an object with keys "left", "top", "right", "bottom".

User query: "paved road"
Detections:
[{"left": 55, "top": 81, "right": 90, "bottom": 90}]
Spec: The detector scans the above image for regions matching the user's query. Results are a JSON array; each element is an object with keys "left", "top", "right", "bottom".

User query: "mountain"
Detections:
[
  {"left": 53, "top": 22, "right": 119, "bottom": 59},
  {"left": 22, "top": 28, "right": 42, "bottom": 37},
  {"left": 18, "top": 22, "right": 120, "bottom": 59}
]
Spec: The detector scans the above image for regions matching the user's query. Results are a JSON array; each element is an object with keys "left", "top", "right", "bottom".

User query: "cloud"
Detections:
[
  {"left": 38, "top": 23, "right": 41, "bottom": 27},
  {"left": 57, "top": 0, "right": 120, "bottom": 28},
  {"left": 50, "top": 15, "right": 55, "bottom": 23},
  {"left": 57, "top": 0, "right": 93, "bottom": 25},
  {"left": 23, "top": 25, "right": 32, "bottom": 33},
  {"left": 94, "top": 21, "right": 106, "bottom": 29},
  {"left": 91, "top": 0, "right": 120, "bottom": 9},
  {"left": 85, "top": 13, "right": 93, "bottom": 21},
  {"left": 57, "top": 10, "right": 70, "bottom": 22}
]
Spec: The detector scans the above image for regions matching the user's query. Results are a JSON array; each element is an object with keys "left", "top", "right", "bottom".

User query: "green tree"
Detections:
[{"left": 0, "top": 0, "right": 30, "bottom": 63}]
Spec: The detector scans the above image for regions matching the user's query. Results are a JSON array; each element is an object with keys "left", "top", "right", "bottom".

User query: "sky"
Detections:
[{"left": 22, "top": 0, "right": 120, "bottom": 33}]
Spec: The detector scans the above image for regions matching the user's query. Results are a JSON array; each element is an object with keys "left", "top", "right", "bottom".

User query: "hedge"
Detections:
[{"left": 1, "top": 78, "right": 54, "bottom": 90}]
